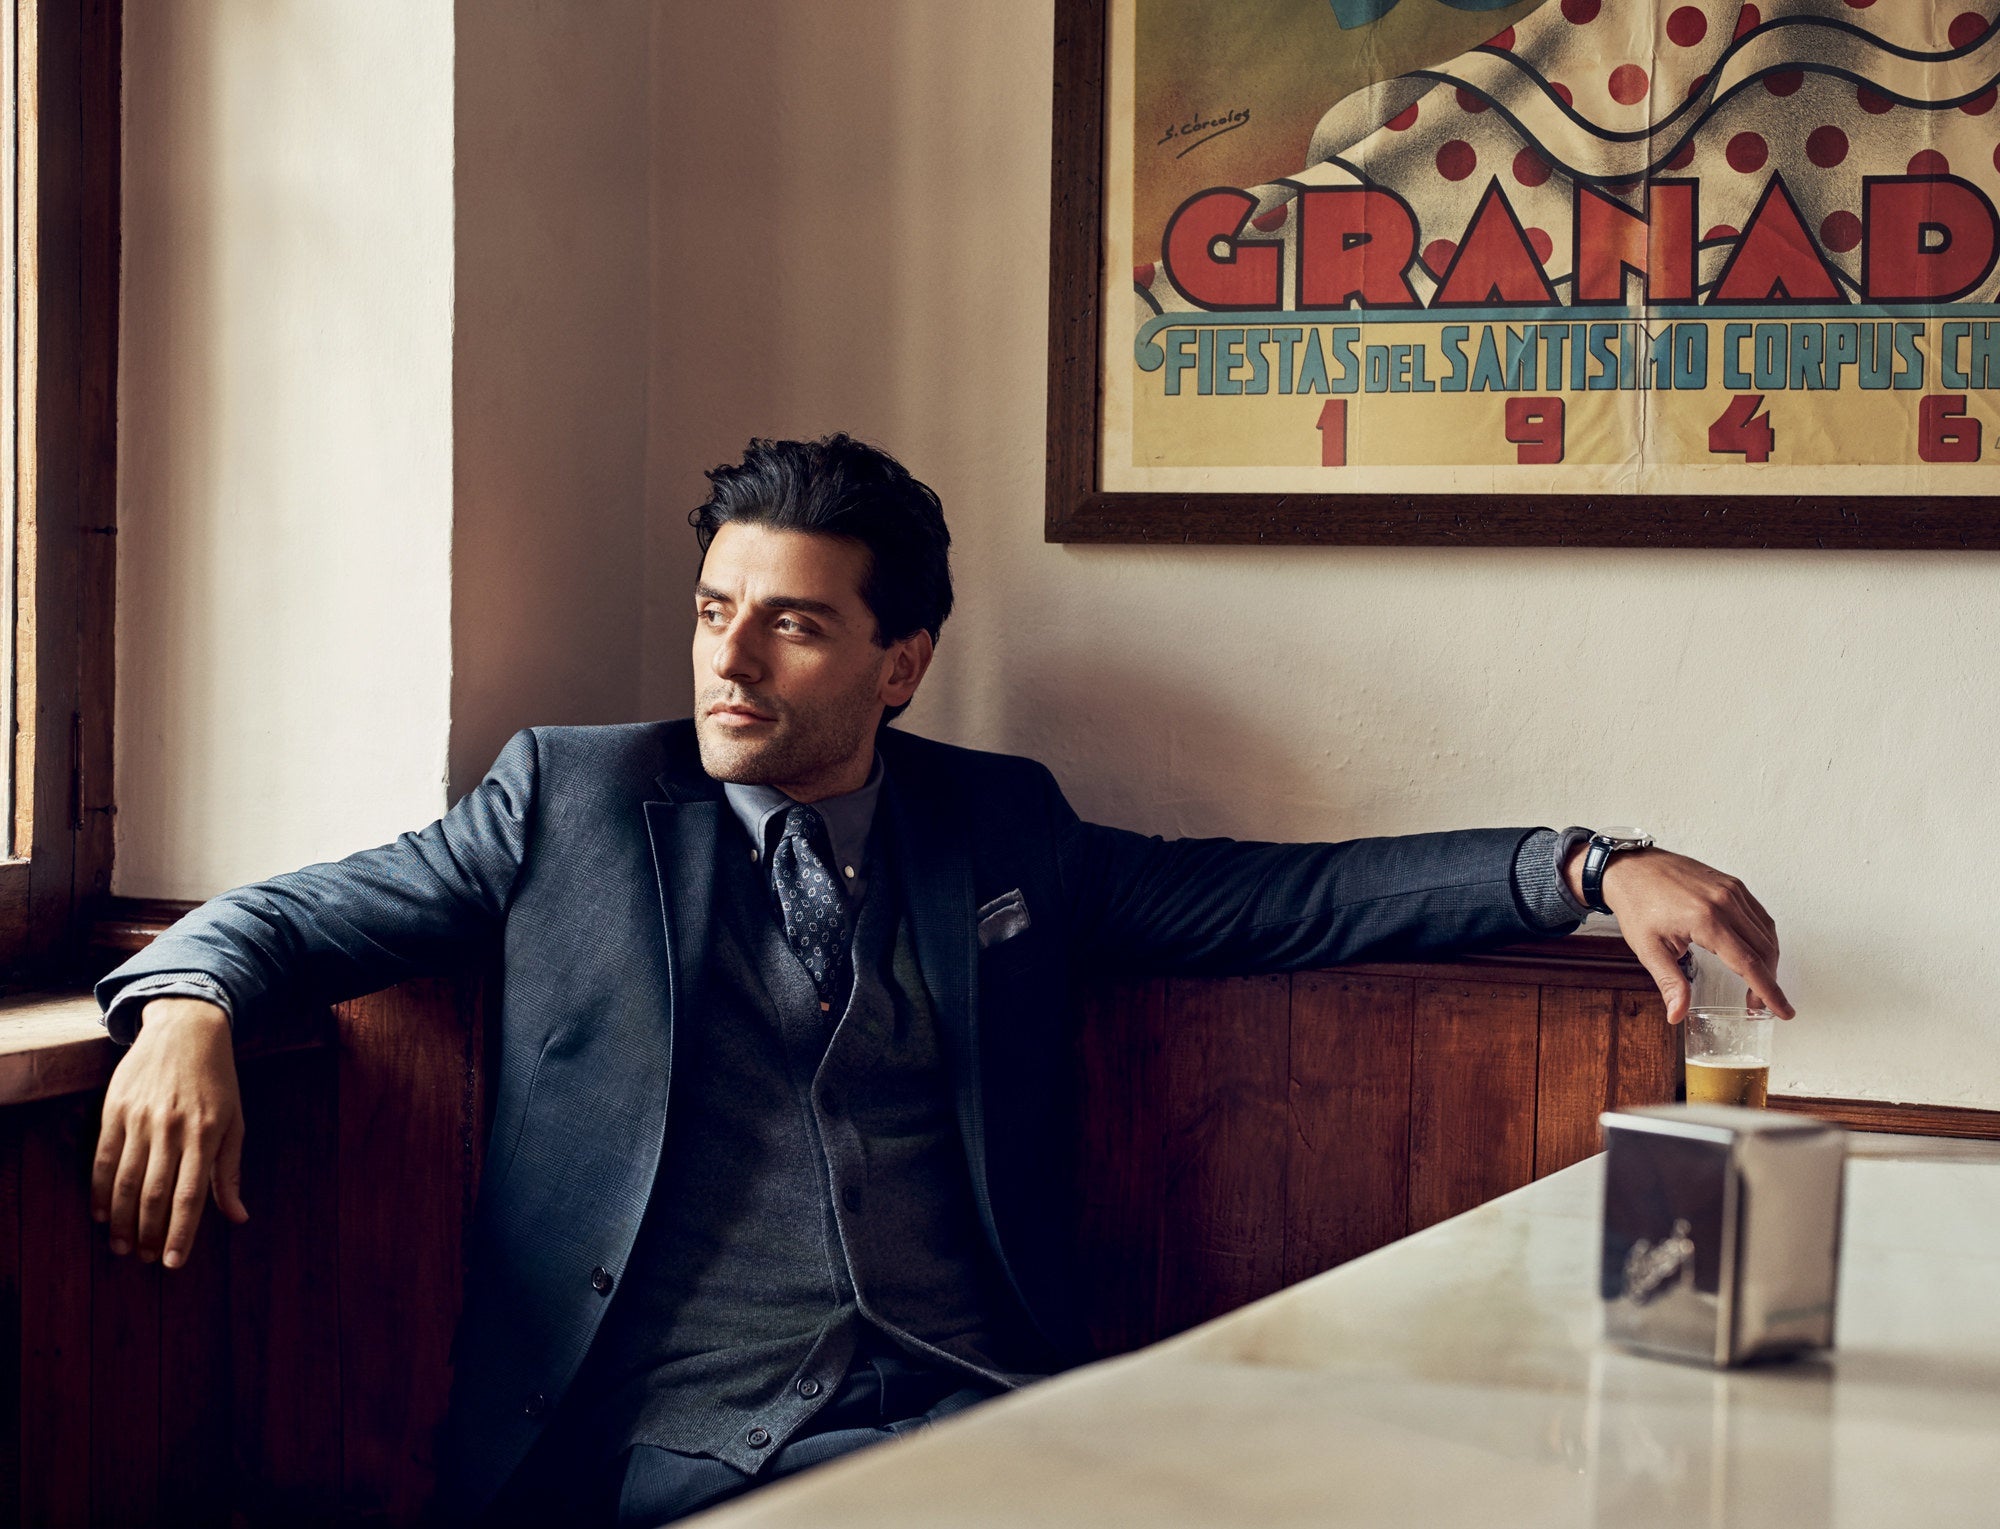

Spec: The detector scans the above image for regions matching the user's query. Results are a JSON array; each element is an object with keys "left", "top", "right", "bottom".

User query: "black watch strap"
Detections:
[{"left": 1581, "top": 829, "right": 1654, "bottom": 915}]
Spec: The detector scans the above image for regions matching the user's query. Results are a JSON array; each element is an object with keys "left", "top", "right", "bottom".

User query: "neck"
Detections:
[{"left": 774, "top": 743, "right": 874, "bottom": 804}]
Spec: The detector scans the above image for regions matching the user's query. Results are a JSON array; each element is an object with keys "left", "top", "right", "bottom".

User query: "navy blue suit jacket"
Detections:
[{"left": 97, "top": 719, "right": 1553, "bottom": 1518}]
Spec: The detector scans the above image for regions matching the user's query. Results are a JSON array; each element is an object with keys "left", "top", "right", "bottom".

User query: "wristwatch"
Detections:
[{"left": 1580, "top": 827, "right": 1654, "bottom": 915}]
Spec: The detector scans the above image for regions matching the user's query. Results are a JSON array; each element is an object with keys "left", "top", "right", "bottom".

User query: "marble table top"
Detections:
[{"left": 689, "top": 1133, "right": 2000, "bottom": 1528}]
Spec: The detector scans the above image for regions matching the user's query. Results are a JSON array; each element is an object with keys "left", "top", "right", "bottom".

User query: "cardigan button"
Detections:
[
  {"left": 523, "top": 1392, "right": 549, "bottom": 1420},
  {"left": 797, "top": 1377, "right": 822, "bottom": 1399},
  {"left": 590, "top": 1266, "right": 614, "bottom": 1295},
  {"left": 746, "top": 1427, "right": 772, "bottom": 1449}
]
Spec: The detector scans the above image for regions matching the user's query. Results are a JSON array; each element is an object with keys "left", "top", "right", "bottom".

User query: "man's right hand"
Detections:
[{"left": 92, "top": 997, "right": 251, "bottom": 1268}]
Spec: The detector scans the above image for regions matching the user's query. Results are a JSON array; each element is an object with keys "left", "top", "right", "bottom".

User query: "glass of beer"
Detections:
[{"left": 1684, "top": 1007, "right": 1774, "bottom": 1107}]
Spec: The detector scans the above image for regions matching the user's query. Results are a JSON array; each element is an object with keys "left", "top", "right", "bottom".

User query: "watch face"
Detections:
[{"left": 1596, "top": 827, "right": 1652, "bottom": 849}]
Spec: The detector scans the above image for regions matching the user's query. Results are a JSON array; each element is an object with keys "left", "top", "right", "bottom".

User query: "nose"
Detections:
[{"left": 709, "top": 613, "right": 761, "bottom": 685}]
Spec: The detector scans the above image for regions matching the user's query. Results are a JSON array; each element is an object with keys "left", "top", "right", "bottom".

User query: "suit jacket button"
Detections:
[
  {"left": 523, "top": 1393, "right": 549, "bottom": 1420},
  {"left": 591, "top": 1266, "right": 614, "bottom": 1295},
  {"left": 746, "top": 1427, "right": 772, "bottom": 1449},
  {"left": 797, "top": 1377, "right": 822, "bottom": 1398},
  {"left": 840, "top": 1186, "right": 863, "bottom": 1214}
]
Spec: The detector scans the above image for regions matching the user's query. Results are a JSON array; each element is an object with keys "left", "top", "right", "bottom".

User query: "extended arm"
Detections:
[
  {"left": 1042, "top": 769, "right": 1554, "bottom": 976},
  {"left": 89, "top": 728, "right": 542, "bottom": 1273},
  {"left": 96, "top": 727, "right": 541, "bottom": 1042}
]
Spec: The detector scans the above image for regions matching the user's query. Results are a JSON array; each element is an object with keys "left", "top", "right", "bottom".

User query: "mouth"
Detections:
[{"left": 706, "top": 703, "right": 776, "bottom": 727}]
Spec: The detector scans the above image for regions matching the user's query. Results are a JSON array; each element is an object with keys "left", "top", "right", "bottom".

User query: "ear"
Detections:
[{"left": 879, "top": 630, "right": 935, "bottom": 709}]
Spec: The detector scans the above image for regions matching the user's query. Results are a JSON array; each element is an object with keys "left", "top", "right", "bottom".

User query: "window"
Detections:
[{"left": 1, "top": 0, "right": 119, "bottom": 978}]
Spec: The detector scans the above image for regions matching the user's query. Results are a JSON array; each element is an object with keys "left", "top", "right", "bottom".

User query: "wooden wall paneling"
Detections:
[
  {"left": 1153, "top": 974, "right": 1291, "bottom": 1337},
  {"left": 1408, "top": 980, "right": 1541, "bottom": 1233},
  {"left": 18, "top": 1096, "right": 93, "bottom": 1527},
  {"left": 157, "top": 1196, "right": 234, "bottom": 1529},
  {"left": 1611, "top": 990, "right": 1678, "bottom": 1107},
  {"left": 336, "top": 975, "right": 484, "bottom": 1523},
  {"left": 1768, "top": 1095, "right": 2000, "bottom": 1141},
  {"left": 1284, "top": 973, "right": 1414, "bottom": 1284},
  {"left": 1072, "top": 975, "right": 1167, "bottom": 1357},
  {"left": 1534, "top": 987, "right": 1617, "bottom": 1178},
  {"left": 230, "top": 1046, "right": 342, "bottom": 1524},
  {"left": 0, "top": 1110, "right": 21, "bottom": 1528},
  {"left": 89, "top": 1097, "right": 161, "bottom": 1529}
]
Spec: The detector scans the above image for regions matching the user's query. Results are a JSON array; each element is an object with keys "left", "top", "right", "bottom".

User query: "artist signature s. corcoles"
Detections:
[{"left": 1158, "top": 105, "right": 1250, "bottom": 158}]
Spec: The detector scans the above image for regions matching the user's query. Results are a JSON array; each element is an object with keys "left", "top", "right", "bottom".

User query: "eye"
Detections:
[
  {"left": 775, "top": 616, "right": 815, "bottom": 635},
  {"left": 698, "top": 605, "right": 727, "bottom": 627}
]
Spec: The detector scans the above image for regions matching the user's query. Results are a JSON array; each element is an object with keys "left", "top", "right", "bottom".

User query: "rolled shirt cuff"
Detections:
[
  {"left": 101, "top": 971, "right": 236, "bottom": 1048},
  {"left": 1511, "top": 825, "right": 1594, "bottom": 930}
]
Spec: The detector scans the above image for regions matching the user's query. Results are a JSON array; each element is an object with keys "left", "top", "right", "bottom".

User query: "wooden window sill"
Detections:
[{"left": 0, "top": 988, "right": 333, "bottom": 1108}]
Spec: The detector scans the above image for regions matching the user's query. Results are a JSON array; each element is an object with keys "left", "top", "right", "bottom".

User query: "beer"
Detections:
[{"left": 1686, "top": 1055, "right": 1769, "bottom": 1108}]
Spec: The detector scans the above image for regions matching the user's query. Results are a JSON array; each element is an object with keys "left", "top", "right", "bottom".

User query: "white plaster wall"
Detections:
[
  {"left": 116, "top": 3, "right": 456, "bottom": 893},
  {"left": 451, "top": 0, "right": 652, "bottom": 798},
  {"left": 646, "top": 0, "right": 2000, "bottom": 1109}
]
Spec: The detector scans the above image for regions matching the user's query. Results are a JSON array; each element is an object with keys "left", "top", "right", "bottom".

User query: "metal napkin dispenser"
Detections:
[{"left": 1600, "top": 1105, "right": 1846, "bottom": 1367}]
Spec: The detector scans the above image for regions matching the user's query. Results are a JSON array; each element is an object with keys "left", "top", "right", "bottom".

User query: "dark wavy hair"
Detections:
[{"left": 690, "top": 435, "right": 953, "bottom": 724}]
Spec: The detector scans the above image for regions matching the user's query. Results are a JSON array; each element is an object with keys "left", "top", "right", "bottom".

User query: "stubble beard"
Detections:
[{"left": 694, "top": 677, "right": 878, "bottom": 790}]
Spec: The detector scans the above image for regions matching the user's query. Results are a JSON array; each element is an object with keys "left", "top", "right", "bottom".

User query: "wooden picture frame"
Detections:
[{"left": 1045, "top": 0, "right": 2000, "bottom": 549}]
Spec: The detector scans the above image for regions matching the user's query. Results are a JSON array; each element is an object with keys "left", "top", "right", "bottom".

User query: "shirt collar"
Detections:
[{"left": 721, "top": 749, "right": 884, "bottom": 877}]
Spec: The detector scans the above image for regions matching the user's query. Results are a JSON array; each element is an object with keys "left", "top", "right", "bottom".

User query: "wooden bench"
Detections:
[{"left": 0, "top": 924, "right": 1669, "bottom": 1526}]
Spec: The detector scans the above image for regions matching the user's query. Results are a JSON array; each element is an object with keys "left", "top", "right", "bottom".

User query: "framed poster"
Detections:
[{"left": 1047, "top": 0, "right": 2000, "bottom": 545}]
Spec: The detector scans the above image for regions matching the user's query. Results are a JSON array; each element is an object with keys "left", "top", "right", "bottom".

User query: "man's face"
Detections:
[{"left": 692, "top": 521, "right": 930, "bottom": 801}]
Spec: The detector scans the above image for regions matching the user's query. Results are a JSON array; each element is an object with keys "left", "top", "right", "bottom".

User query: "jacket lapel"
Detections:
[
  {"left": 881, "top": 758, "right": 978, "bottom": 1063},
  {"left": 644, "top": 746, "right": 727, "bottom": 1084}
]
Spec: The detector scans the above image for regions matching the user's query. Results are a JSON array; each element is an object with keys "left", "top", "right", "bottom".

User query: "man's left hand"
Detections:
[{"left": 1562, "top": 845, "right": 1792, "bottom": 1024}]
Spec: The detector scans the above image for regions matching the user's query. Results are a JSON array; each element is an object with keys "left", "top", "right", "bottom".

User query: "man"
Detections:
[{"left": 93, "top": 435, "right": 1789, "bottom": 1527}]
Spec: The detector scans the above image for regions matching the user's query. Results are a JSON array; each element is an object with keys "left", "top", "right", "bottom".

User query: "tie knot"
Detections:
[{"left": 781, "top": 805, "right": 828, "bottom": 848}]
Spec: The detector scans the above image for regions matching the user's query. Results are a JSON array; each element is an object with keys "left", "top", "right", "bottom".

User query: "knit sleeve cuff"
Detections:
[
  {"left": 101, "top": 971, "right": 236, "bottom": 1048},
  {"left": 1511, "top": 826, "right": 1593, "bottom": 931}
]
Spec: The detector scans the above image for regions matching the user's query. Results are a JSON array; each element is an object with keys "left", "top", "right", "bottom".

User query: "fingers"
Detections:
[
  {"left": 106, "top": 1120, "right": 149, "bottom": 1257},
  {"left": 1704, "top": 924, "right": 1795, "bottom": 1019},
  {"left": 162, "top": 1122, "right": 216, "bottom": 1269},
  {"left": 1636, "top": 934, "right": 1693, "bottom": 1025},
  {"left": 134, "top": 1120, "right": 181, "bottom": 1263},
  {"left": 90, "top": 1108, "right": 127, "bottom": 1230}
]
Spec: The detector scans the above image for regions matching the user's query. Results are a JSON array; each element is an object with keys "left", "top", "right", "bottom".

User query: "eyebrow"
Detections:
[{"left": 695, "top": 583, "right": 848, "bottom": 625}]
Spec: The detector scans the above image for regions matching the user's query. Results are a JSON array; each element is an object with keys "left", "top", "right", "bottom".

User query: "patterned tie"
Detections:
[{"left": 770, "top": 805, "right": 852, "bottom": 1012}]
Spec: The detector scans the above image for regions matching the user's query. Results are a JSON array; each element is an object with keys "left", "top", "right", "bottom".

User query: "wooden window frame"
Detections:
[{"left": 1, "top": 0, "right": 118, "bottom": 977}]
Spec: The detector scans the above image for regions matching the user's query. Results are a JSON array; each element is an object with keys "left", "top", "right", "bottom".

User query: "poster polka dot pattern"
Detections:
[
  {"left": 1436, "top": 140, "right": 1477, "bottom": 179},
  {"left": 1726, "top": 132, "right": 1768, "bottom": 172},
  {"left": 1609, "top": 64, "right": 1649, "bottom": 104},
  {"left": 1821, "top": 211, "right": 1862, "bottom": 252},
  {"left": 1667, "top": 7, "right": 1707, "bottom": 46},
  {"left": 1807, "top": 126, "right": 1848, "bottom": 167}
]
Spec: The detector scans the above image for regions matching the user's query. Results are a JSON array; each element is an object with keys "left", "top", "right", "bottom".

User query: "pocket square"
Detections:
[{"left": 976, "top": 888, "right": 1031, "bottom": 948}]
